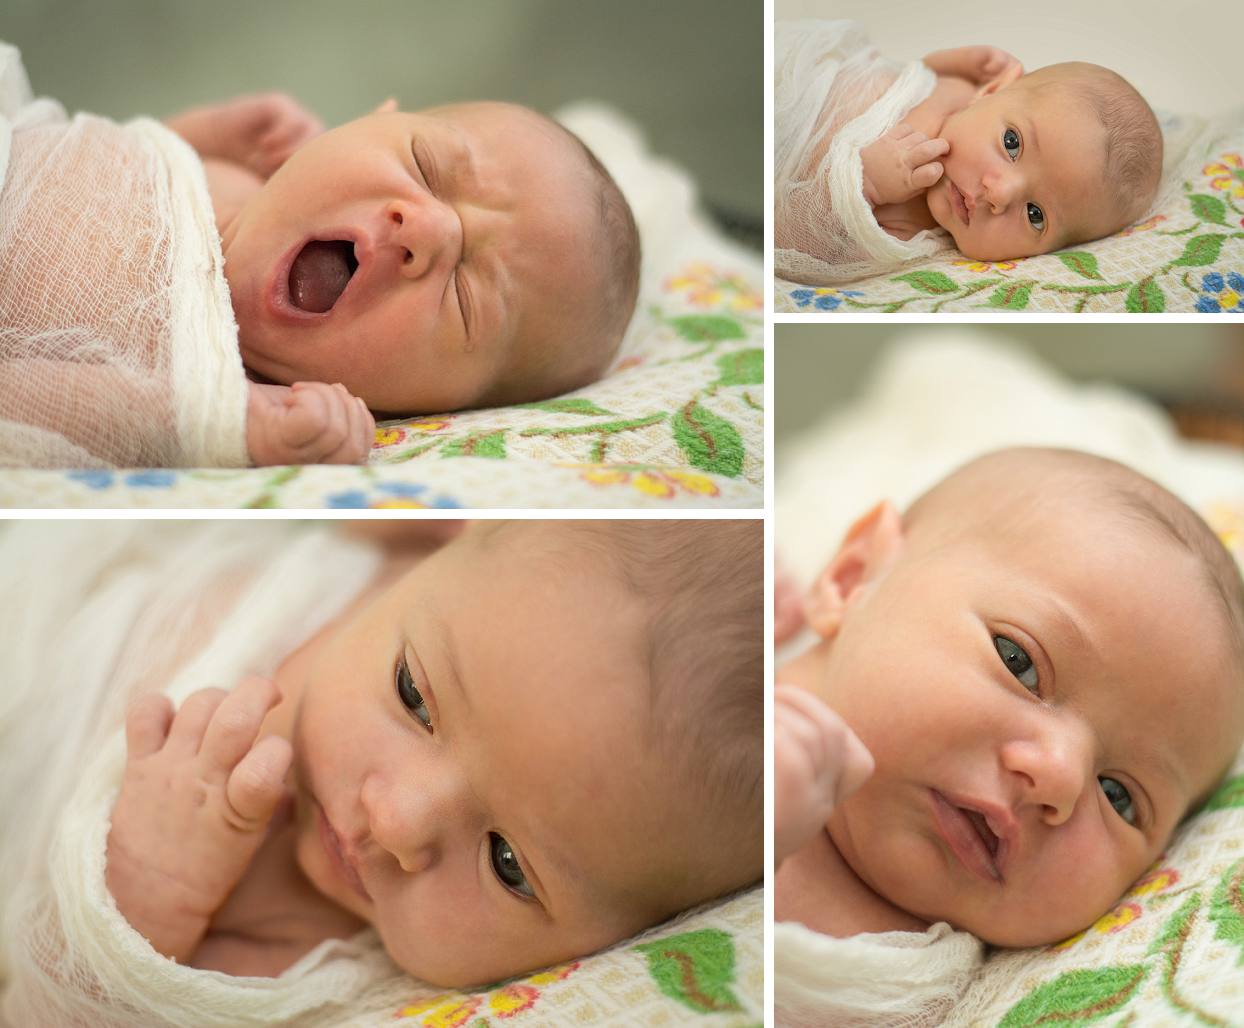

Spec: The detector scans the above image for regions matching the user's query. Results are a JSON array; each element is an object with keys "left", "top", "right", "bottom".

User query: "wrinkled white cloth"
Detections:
[
  {"left": 774, "top": 20, "right": 950, "bottom": 285},
  {"left": 0, "top": 522, "right": 439, "bottom": 1027},
  {"left": 0, "top": 42, "right": 248, "bottom": 468},
  {"left": 775, "top": 920, "right": 982, "bottom": 1028}
]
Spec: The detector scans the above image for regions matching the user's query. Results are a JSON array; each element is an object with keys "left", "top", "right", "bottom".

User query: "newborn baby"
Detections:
[
  {"left": 774, "top": 449, "right": 1244, "bottom": 1024},
  {"left": 107, "top": 521, "right": 760, "bottom": 984},
  {"left": 0, "top": 42, "right": 639, "bottom": 468},
  {"left": 774, "top": 22, "right": 1162, "bottom": 282}
]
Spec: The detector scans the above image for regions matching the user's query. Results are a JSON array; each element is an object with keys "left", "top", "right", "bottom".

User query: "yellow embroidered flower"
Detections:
[
  {"left": 374, "top": 426, "right": 405, "bottom": 447},
  {"left": 408, "top": 415, "right": 454, "bottom": 434},
  {"left": 372, "top": 498, "right": 431, "bottom": 509},
  {"left": 1093, "top": 901, "right": 1142, "bottom": 934},
  {"left": 1205, "top": 153, "right": 1244, "bottom": 199},
  {"left": 1127, "top": 866, "right": 1179, "bottom": 898},
  {"left": 527, "top": 961, "right": 579, "bottom": 986},
  {"left": 396, "top": 994, "right": 481, "bottom": 1026},
  {"left": 1050, "top": 929, "right": 1087, "bottom": 951},
  {"left": 488, "top": 983, "right": 539, "bottom": 1017},
  {"left": 1118, "top": 214, "right": 1167, "bottom": 236},
  {"left": 567, "top": 463, "right": 721, "bottom": 499},
  {"left": 1206, "top": 502, "right": 1244, "bottom": 559},
  {"left": 952, "top": 258, "right": 1022, "bottom": 273},
  {"left": 666, "top": 262, "right": 762, "bottom": 312}
]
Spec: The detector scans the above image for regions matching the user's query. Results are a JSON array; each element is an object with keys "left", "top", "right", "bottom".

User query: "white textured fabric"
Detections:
[
  {"left": 775, "top": 921, "right": 982, "bottom": 1028},
  {"left": 0, "top": 42, "right": 249, "bottom": 469},
  {"left": 774, "top": 20, "right": 949, "bottom": 285},
  {"left": 0, "top": 522, "right": 398, "bottom": 1027}
]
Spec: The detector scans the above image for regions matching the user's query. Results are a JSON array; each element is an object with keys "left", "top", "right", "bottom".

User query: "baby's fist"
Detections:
[
  {"left": 774, "top": 684, "right": 874, "bottom": 866},
  {"left": 247, "top": 380, "right": 375, "bottom": 466},
  {"left": 218, "top": 92, "right": 324, "bottom": 179}
]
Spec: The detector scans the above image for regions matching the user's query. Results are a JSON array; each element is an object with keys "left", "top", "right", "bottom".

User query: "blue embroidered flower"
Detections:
[
  {"left": 326, "top": 482, "right": 461, "bottom": 509},
  {"left": 126, "top": 470, "right": 177, "bottom": 488},
  {"left": 789, "top": 287, "right": 864, "bottom": 311},
  {"left": 1195, "top": 272, "right": 1244, "bottom": 313},
  {"left": 67, "top": 470, "right": 116, "bottom": 490},
  {"left": 65, "top": 469, "right": 177, "bottom": 490}
]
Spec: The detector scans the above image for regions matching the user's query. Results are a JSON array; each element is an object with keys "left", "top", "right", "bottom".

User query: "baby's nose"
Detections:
[
  {"left": 981, "top": 167, "right": 1021, "bottom": 212},
  {"left": 1000, "top": 730, "right": 1092, "bottom": 827},
  {"left": 360, "top": 764, "right": 470, "bottom": 873},
  {"left": 385, "top": 197, "right": 462, "bottom": 280}
]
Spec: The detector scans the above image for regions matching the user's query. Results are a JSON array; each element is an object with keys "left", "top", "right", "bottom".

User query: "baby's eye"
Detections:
[
  {"left": 1026, "top": 203, "right": 1046, "bottom": 231},
  {"left": 1099, "top": 776, "right": 1137, "bottom": 825},
  {"left": 994, "top": 635, "right": 1039, "bottom": 692},
  {"left": 489, "top": 832, "right": 535, "bottom": 899},
  {"left": 1002, "top": 127, "right": 1021, "bottom": 161},
  {"left": 395, "top": 656, "right": 432, "bottom": 732}
]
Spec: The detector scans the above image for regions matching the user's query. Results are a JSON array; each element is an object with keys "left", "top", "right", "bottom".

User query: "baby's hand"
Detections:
[
  {"left": 105, "top": 678, "right": 291, "bottom": 963},
  {"left": 860, "top": 124, "right": 949, "bottom": 207},
  {"left": 774, "top": 684, "right": 874, "bottom": 867},
  {"left": 924, "top": 46, "right": 1024, "bottom": 92},
  {"left": 214, "top": 92, "right": 324, "bottom": 179},
  {"left": 774, "top": 558, "right": 805, "bottom": 645},
  {"left": 246, "top": 380, "right": 375, "bottom": 466}
]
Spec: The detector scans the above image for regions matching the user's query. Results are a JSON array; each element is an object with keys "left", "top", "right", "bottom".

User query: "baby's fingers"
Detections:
[
  {"left": 165, "top": 688, "right": 229, "bottom": 756},
  {"left": 124, "top": 693, "right": 174, "bottom": 759},
  {"left": 199, "top": 676, "right": 282, "bottom": 774},
  {"left": 225, "top": 734, "right": 293, "bottom": 829}
]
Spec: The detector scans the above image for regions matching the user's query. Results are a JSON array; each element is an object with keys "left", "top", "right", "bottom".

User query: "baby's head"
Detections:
[
  {"left": 927, "top": 62, "right": 1161, "bottom": 261},
  {"left": 273, "top": 519, "right": 761, "bottom": 987},
  {"left": 805, "top": 448, "right": 1244, "bottom": 946},
  {"left": 222, "top": 101, "right": 640, "bottom": 414}
]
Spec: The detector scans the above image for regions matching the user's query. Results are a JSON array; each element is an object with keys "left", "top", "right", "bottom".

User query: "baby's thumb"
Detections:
[{"left": 834, "top": 726, "right": 875, "bottom": 806}]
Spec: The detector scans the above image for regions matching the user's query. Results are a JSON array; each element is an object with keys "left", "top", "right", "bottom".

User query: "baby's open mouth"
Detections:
[
  {"left": 963, "top": 808, "right": 1000, "bottom": 856},
  {"left": 948, "top": 181, "right": 971, "bottom": 226},
  {"left": 288, "top": 240, "right": 359, "bottom": 313}
]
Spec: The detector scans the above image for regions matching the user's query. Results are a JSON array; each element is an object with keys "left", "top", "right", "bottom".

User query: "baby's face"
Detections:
[
  {"left": 926, "top": 81, "right": 1113, "bottom": 261},
  {"left": 222, "top": 103, "right": 601, "bottom": 413},
  {"left": 822, "top": 495, "right": 1244, "bottom": 946},
  {"left": 272, "top": 526, "right": 701, "bottom": 987}
]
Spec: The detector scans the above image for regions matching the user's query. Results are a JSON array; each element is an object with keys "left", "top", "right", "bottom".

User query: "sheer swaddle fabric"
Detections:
[
  {"left": 774, "top": 20, "right": 950, "bottom": 285},
  {"left": 0, "top": 42, "right": 248, "bottom": 469}
]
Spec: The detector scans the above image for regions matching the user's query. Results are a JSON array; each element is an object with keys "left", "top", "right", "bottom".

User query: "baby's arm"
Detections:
[
  {"left": 164, "top": 93, "right": 324, "bottom": 180},
  {"left": 246, "top": 380, "right": 375, "bottom": 466},
  {"left": 105, "top": 678, "right": 290, "bottom": 964},
  {"left": 774, "top": 685, "right": 874, "bottom": 867}
]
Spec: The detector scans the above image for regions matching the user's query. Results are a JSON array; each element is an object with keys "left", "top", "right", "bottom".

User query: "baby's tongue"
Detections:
[{"left": 288, "top": 241, "right": 354, "bottom": 313}]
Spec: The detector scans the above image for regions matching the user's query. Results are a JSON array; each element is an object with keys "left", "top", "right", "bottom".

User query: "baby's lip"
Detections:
[
  {"left": 930, "top": 789, "right": 1016, "bottom": 883},
  {"left": 948, "top": 179, "right": 973, "bottom": 226},
  {"left": 316, "top": 801, "right": 372, "bottom": 902}
]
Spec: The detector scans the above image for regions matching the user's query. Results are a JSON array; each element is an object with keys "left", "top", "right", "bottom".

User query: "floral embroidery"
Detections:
[
  {"left": 665, "top": 262, "right": 763, "bottom": 312},
  {"left": 1118, "top": 214, "right": 1167, "bottom": 236},
  {"left": 1127, "top": 865, "right": 1179, "bottom": 898},
  {"left": 789, "top": 286, "right": 864, "bottom": 311},
  {"left": 487, "top": 984, "right": 538, "bottom": 1017},
  {"left": 952, "top": 258, "right": 1023, "bottom": 273},
  {"left": 67, "top": 469, "right": 177, "bottom": 490},
  {"left": 407, "top": 415, "right": 455, "bottom": 434},
  {"left": 395, "top": 963, "right": 578, "bottom": 1024},
  {"left": 1205, "top": 153, "right": 1244, "bottom": 200},
  {"left": 396, "top": 995, "right": 481, "bottom": 1026},
  {"left": 1094, "top": 902, "right": 1143, "bottom": 934},
  {"left": 571, "top": 463, "right": 721, "bottom": 499},
  {"left": 1194, "top": 271, "right": 1244, "bottom": 313},
  {"left": 374, "top": 427, "right": 405, "bottom": 447},
  {"left": 325, "top": 482, "right": 461, "bottom": 509}
]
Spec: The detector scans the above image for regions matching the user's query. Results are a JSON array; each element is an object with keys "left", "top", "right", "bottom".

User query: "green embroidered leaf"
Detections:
[
  {"left": 440, "top": 431, "right": 506, "bottom": 459},
  {"left": 1189, "top": 193, "right": 1229, "bottom": 226},
  {"left": 1203, "top": 774, "right": 1244, "bottom": 813},
  {"left": 1210, "top": 859, "right": 1244, "bottom": 962},
  {"left": 517, "top": 398, "right": 614, "bottom": 416},
  {"left": 1170, "top": 234, "right": 1227, "bottom": 268},
  {"left": 1125, "top": 279, "right": 1165, "bottom": 313},
  {"left": 672, "top": 402, "right": 743, "bottom": 478},
  {"left": 714, "top": 348, "right": 763, "bottom": 387},
  {"left": 985, "top": 282, "right": 1032, "bottom": 310},
  {"left": 892, "top": 270, "right": 957, "bottom": 294},
  {"left": 634, "top": 929, "right": 743, "bottom": 1014},
  {"left": 668, "top": 315, "right": 745, "bottom": 343},
  {"left": 1058, "top": 252, "right": 1103, "bottom": 280},
  {"left": 1149, "top": 892, "right": 1201, "bottom": 956},
  {"left": 998, "top": 965, "right": 1147, "bottom": 1028}
]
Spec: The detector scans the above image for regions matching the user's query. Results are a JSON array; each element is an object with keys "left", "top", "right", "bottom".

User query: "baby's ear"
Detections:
[
  {"left": 803, "top": 501, "right": 904, "bottom": 639},
  {"left": 974, "top": 62, "right": 1024, "bottom": 102}
]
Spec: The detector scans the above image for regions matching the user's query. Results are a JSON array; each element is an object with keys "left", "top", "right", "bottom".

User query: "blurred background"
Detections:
[
  {"left": 776, "top": 324, "right": 1244, "bottom": 448},
  {"left": 3, "top": 0, "right": 761, "bottom": 246},
  {"left": 776, "top": 0, "right": 1239, "bottom": 119}
]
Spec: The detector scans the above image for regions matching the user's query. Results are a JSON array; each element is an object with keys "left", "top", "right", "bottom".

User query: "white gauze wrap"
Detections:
[
  {"left": 0, "top": 522, "right": 440, "bottom": 1028},
  {"left": 775, "top": 920, "right": 982, "bottom": 1028},
  {"left": 774, "top": 20, "right": 950, "bottom": 285},
  {"left": 0, "top": 42, "right": 249, "bottom": 468}
]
